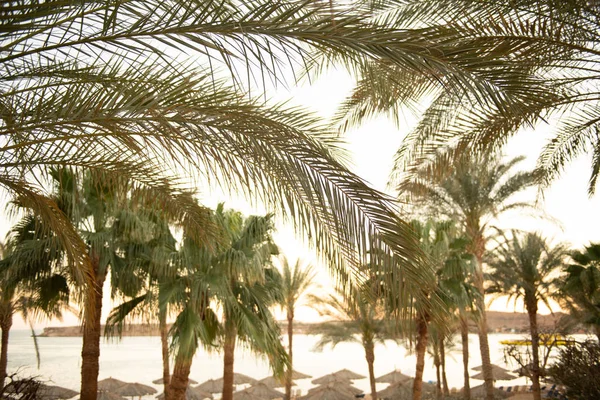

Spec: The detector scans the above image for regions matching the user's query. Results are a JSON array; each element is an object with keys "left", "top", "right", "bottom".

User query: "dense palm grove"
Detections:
[{"left": 1, "top": 1, "right": 600, "bottom": 400}]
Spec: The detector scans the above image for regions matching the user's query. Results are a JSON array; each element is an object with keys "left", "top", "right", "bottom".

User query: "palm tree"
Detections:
[
  {"left": 214, "top": 208, "right": 285, "bottom": 400},
  {"left": 398, "top": 153, "right": 539, "bottom": 400},
  {"left": 312, "top": 285, "right": 398, "bottom": 400},
  {"left": 276, "top": 257, "right": 318, "bottom": 400},
  {"left": 487, "top": 231, "right": 567, "bottom": 400},
  {"left": 434, "top": 232, "right": 479, "bottom": 400},
  {"left": 407, "top": 219, "right": 468, "bottom": 400},
  {"left": 559, "top": 243, "right": 600, "bottom": 341},
  {"left": 159, "top": 205, "right": 286, "bottom": 400},
  {"left": 0, "top": 218, "right": 71, "bottom": 390},
  {"left": 10, "top": 167, "right": 210, "bottom": 400},
  {"left": 105, "top": 211, "right": 182, "bottom": 400}
]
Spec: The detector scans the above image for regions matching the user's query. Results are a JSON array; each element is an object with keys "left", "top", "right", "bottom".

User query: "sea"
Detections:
[{"left": 6, "top": 330, "right": 582, "bottom": 397}]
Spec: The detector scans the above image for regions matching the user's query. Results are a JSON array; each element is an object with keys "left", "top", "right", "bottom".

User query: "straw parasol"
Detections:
[
  {"left": 311, "top": 375, "right": 353, "bottom": 385},
  {"left": 257, "top": 376, "right": 289, "bottom": 389},
  {"left": 472, "top": 364, "right": 512, "bottom": 373},
  {"left": 153, "top": 378, "right": 198, "bottom": 385},
  {"left": 466, "top": 384, "right": 512, "bottom": 399},
  {"left": 98, "top": 391, "right": 126, "bottom": 400},
  {"left": 376, "top": 383, "right": 412, "bottom": 400},
  {"left": 291, "top": 370, "right": 312, "bottom": 380},
  {"left": 298, "top": 386, "right": 354, "bottom": 400},
  {"left": 195, "top": 379, "right": 223, "bottom": 394},
  {"left": 375, "top": 370, "right": 413, "bottom": 384},
  {"left": 378, "top": 381, "right": 434, "bottom": 400},
  {"left": 115, "top": 383, "right": 157, "bottom": 397},
  {"left": 308, "top": 382, "right": 362, "bottom": 396},
  {"left": 330, "top": 369, "right": 366, "bottom": 380},
  {"left": 237, "top": 383, "right": 284, "bottom": 399},
  {"left": 231, "top": 373, "right": 258, "bottom": 385},
  {"left": 98, "top": 378, "right": 129, "bottom": 392},
  {"left": 471, "top": 370, "right": 517, "bottom": 381},
  {"left": 156, "top": 387, "right": 213, "bottom": 400},
  {"left": 232, "top": 392, "right": 264, "bottom": 400},
  {"left": 37, "top": 385, "right": 78, "bottom": 400}
]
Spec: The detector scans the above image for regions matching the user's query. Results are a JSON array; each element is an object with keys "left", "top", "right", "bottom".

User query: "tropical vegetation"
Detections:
[
  {"left": 276, "top": 257, "right": 318, "bottom": 400},
  {"left": 312, "top": 285, "right": 398, "bottom": 400},
  {"left": 4, "top": 1, "right": 600, "bottom": 400},
  {"left": 487, "top": 231, "right": 567, "bottom": 400},
  {"left": 398, "top": 152, "right": 539, "bottom": 400}
]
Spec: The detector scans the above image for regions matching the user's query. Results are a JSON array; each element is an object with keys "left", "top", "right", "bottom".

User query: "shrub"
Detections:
[{"left": 548, "top": 339, "right": 600, "bottom": 399}]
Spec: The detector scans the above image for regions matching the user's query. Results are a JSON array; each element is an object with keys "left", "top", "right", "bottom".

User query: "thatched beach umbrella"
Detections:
[
  {"left": 376, "top": 383, "right": 412, "bottom": 400},
  {"left": 375, "top": 370, "right": 413, "bottom": 384},
  {"left": 308, "top": 382, "right": 362, "bottom": 396},
  {"left": 471, "top": 369, "right": 517, "bottom": 381},
  {"left": 232, "top": 391, "right": 263, "bottom": 400},
  {"left": 195, "top": 379, "right": 223, "bottom": 394},
  {"left": 37, "top": 384, "right": 78, "bottom": 400},
  {"left": 291, "top": 370, "right": 312, "bottom": 380},
  {"left": 153, "top": 378, "right": 198, "bottom": 385},
  {"left": 311, "top": 375, "right": 353, "bottom": 385},
  {"left": 98, "top": 390, "right": 126, "bottom": 400},
  {"left": 238, "top": 383, "right": 284, "bottom": 399},
  {"left": 330, "top": 369, "right": 366, "bottom": 380},
  {"left": 466, "top": 384, "right": 511, "bottom": 399},
  {"left": 472, "top": 364, "right": 511, "bottom": 373},
  {"left": 115, "top": 383, "right": 157, "bottom": 397},
  {"left": 298, "top": 386, "right": 354, "bottom": 400},
  {"left": 258, "top": 376, "right": 289, "bottom": 388},
  {"left": 156, "top": 388, "right": 212, "bottom": 400},
  {"left": 230, "top": 373, "right": 258, "bottom": 385},
  {"left": 98, "top": 378, "right": 128, "bottom": 392},
  {"left": 378, "top": 381, "right": 434, "bottom": 400}
]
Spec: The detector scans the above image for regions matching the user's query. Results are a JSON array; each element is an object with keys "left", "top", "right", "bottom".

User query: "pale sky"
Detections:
[{"left": 6, "top": 68, "right": 600, "bottom": 329}]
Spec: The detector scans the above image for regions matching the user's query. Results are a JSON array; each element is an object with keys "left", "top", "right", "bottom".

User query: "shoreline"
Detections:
[{"left": 38, "top": 311, "right": 578, "bottom": 337}]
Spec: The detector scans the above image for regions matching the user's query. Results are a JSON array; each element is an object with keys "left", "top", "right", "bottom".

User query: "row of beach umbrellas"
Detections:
[{"left": 15, "top": 362, "right": 520, "bottom": 400}]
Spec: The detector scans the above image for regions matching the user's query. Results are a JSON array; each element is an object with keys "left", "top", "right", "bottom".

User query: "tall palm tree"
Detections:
[
  {"left": 105, "top": 211, "right": 182, "bottom": 400},
  {"left": 0, "top": 218, "right": 71, "bottom": 390},
  {"left": 407, "top": 219, "right": 467, "bottom": 400},
  {"left": 487, "top": 231, "right": 567, "bottom": 400},
  {"left": 559, "top": 243, "right": 600, "bottom": 341},
  {"left": 159, "top": 205, "right": 286, "bottom": 400},
  {"left": 312, "top": 285, "right": 398, "bottom": 400},
  {"left": 276, "top": 257, "right": 318, "bottom": 400},
  {"left": 398, "top": 153, "right": 539, "bottom": 400},
  {"left": 214, "top": 208, "right": 285, "bottom": 400},
  {"left": 434, "top": 232, "right": 479, "bottom": 400}
]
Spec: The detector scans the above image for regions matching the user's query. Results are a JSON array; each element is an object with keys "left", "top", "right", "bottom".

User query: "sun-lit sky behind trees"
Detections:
[{"left": 5, "top": 68, "right": 600, "bottom": 330}]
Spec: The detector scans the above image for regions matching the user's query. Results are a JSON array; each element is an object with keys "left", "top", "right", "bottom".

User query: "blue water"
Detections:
[{"left": 6, "top": 330, "right": 560, "bottom": 397}]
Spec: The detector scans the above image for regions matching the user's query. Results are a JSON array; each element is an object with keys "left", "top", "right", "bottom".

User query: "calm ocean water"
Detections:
[{"left": 7, "top": 330, "right": 572, "bottom": 397}]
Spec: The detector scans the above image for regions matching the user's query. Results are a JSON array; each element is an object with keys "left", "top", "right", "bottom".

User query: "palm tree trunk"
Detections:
[
  {"left": 434, "top": 350, "right": 441, "bottom": 400},
  {"left": 460, "top": 315, "right": 471, "bottom": 400},
  {"left": 159, "top": 308, "right": 171, "bottom": 400},
  {"left": 285, "top": 310, "right": 293, "bottom": 400},
  {"left": 364, "top": 339, "right": 377, "bottom": 400},
  {"left": 170, "top": 353, "right": 191, "bottom": 400},
  {"left": 525, "top": 295, "right": 542, "bottom": 400},
  {"left": 0, "top": 306, "right": 13, "bottom": 392},
  {"left": 473, "top": 254, "right": 494, "bottom": 400},
  {"left": 412, "top": 313, "right": 429, "bottom": 400},
  {"left": 440, "top": 337, "right": 449, "bottom": 397},
  {"left": 221, "top": 324, "right": 236, "bottom": 400},
  {"left": 80, "top": 256, "right": 105, "bottom": 400}
]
